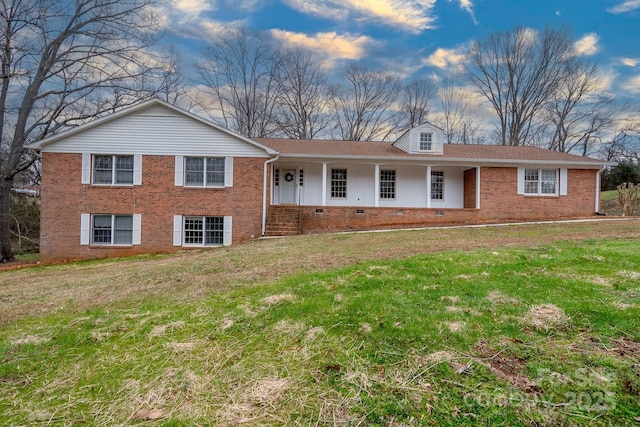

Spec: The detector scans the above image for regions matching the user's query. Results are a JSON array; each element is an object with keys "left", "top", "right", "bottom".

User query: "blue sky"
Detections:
[{"left": 155, "top": 0, "right": 640, "bottom": 103}]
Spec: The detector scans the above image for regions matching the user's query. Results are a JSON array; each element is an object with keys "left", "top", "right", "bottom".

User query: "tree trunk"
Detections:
[
  {"left": 617, "top": 183, "right": 639, "bottom": 217},
  {"left": 0, "top": 178, "right": 14, "bottom": 261}
]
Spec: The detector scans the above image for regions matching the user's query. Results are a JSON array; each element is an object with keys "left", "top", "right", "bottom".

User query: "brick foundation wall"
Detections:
[{"left": 40, "top": 153, "right": 266, "bottom": 261}]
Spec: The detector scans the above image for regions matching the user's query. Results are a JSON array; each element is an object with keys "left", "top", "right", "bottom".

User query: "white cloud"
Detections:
[
  {"left": 425, "top": 47, "right": 466, "bottom": 70},
  {"left": 574, "top": 33, "right": 599, "bottom": 56},
  {"left": 281, "top": 0, "right": 438, "bottom": 34},
  {"left": 622, "top": 75, "right": 640, "bottom": 93},
  {"left": 607, "top": 0, "right": 640, "bottom": 14},
  {"left": 270, "top": 29, "right": 373, "bottom": 61},
  {"left": 172, "top": 0, "right": 215, "bottom": 15},
  {"left": 621, "top": 57, "right": 638, "bottom": 67},
  {"left": 200, "top": 19, "right": 246, "bottom": 39},
  {"left": 450, "top": 0, "right": 477, "bottom": 23}
]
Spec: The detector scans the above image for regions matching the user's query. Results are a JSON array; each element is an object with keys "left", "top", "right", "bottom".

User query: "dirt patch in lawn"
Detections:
[{"left": 476, "top": 343, "right": 541, "bottom": 394}]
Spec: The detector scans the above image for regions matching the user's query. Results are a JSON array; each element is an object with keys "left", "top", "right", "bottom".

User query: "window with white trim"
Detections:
[
  {"left": 331, "top": 168, "right": 347, "bottom": 198},
  {"left": 524, "top": 168, "right": 558, "bottom": 195},
  {"left": 431, "top": 171, "right": 444, "bottom": 200},
  {"left": 380, "top": 170, "right": 396, "bottom": 199},
  {"left": 185, "top": 157, "right": 225, "bottom": 187},
  {"left": 419, "top": 133, "right": 433, "bottom": 151},
  {"left": 92, "top": 215, "right": 133, "bottom": 245},
  {"left": 93, "top": 155, "right": 134, "bottom": 185},
  {"left": 183, "top": 216, "right": 224, "bottom": 246}
]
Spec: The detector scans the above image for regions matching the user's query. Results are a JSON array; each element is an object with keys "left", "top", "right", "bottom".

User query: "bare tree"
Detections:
[
  {"left": 156, "top": 47, "right": 188, "bottom": 105},
  {"left": 543, "top": 61, "right": 624, "bottom": 155},
  {"left": 330, "top": 65, "right": 401, "bottom": 141},
  {"left": 197, "top": 28, "right": 282, "bottom": 138},
  {"left": 395, "top": 78, "right": 436, "bottom": 131},
  {"left": 0, "top": 0, "right": 165, "bottom": 261},
  {"left": 465, "top": 26, "right": 579, "bottom": 146},
  {"left": 273, "top": 49, "right": 330, "bottom": 139},
  {"left": 437, "top": 79, "right": 481, "bottom": 144}
]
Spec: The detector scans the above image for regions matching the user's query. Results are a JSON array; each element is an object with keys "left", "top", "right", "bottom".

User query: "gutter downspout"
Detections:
[
  {"left": 595, "top": 165, "right": 606, "bottom": 214},
  {"left": 262, "top": 154, "right": 280, "bottom": 236}
]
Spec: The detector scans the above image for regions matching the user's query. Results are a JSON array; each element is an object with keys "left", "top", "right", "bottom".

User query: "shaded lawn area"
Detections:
[{"left": 0, "top": 221, "right": 639, "bottom": 425}]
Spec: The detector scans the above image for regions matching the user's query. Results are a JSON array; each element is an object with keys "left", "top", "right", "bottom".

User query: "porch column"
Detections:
[
  {"left": 476, "top": 166, "right": 481, "bottom": 209},
  {"left": 321, "top": 162, "right": 327, "bottom": 206},
  {"left": 426, "top": 165, "right": 432, "bottom": 208},
  {"left": 374, "top": 164, "right": 380, "bottom": 207}
]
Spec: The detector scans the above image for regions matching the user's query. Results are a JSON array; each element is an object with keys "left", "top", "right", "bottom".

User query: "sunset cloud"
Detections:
[
  {"left": 270, "top": 30, "right": 374, "bottom": 61},
  {"left": 172, "top": 0, "right": 215, "bottom": 15},
  {"left": 425, "top": 47, "right": 467, "bottom": 70},
  {"left": 281, "top": 0, "right": 438, "bottom": 34},
  {"left": 574, "top": 33, "right": 599, "bottom": 56},
  {"left": 622, "top": 75, "right": 640, "bottom": 93}
]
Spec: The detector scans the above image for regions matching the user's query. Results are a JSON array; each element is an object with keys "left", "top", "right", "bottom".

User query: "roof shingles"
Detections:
[{"left": 255, "top": 138, "right": 604, "bottom": 165}]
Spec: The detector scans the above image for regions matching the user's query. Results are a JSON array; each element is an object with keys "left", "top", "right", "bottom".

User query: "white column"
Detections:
[
  {"left": 374, "top": 164, "right": 380, "bottom": 207},
  {"left": 321, "top": 162, "right": 327, "bottom": 206},
  {"left": 426, "top": 165, "right": 432, "bottom": 208},
  {"left": 476, "top": 166, "right": 481, "bottom": 209}
]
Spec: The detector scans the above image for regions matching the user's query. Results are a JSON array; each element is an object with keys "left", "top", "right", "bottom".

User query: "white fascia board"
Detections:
[
  {"left": 26, "top": 98, "right": 278, "bottom": 155},
  {"left": 275, "top": 153, "right": 609, "bottom": 169}
]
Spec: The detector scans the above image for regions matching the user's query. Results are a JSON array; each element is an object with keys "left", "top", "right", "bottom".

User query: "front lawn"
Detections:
[{"left": 1, "top": 228, "right": 639, "bottom": 425}]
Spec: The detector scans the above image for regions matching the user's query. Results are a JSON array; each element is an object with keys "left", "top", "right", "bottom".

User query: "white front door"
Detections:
[{"left": 280, "top": 169, "right": 296, "bottom": 204}]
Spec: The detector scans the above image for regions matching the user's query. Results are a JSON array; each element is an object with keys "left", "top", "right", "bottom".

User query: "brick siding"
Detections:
[{"left": 40, "top": 153, "right": 265, "bottom": 261}]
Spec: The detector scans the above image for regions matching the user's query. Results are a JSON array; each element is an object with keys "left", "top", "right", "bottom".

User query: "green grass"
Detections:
[
  {"left": 1, "top": 238, "right": 640, "bottom": 425},
  {"left": 601, "top": 190, "right": 619, "bottom": 201}
]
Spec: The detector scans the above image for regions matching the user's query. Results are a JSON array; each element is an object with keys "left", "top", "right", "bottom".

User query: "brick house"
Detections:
[{"left": 30, "top": 99, "right": 608, "bottom": 261}]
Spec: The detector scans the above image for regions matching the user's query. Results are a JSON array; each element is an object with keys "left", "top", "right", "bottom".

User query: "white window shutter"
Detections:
[
  {"left": 81, "top": 154, "right": 91, "bottom": 184},
  {"left": 174, "top": 156, "right": 183, "bottom": 186},
  {"left": 132, "top": 214, "right": 142, "bottom": 245},
  {"left": 133, "top": 155, "right": 142, "bottom": 185},
  {"left": 223, "top": 216, "right": 233, "bottom": 246},
  {"left": 517, "top": 167, "right": 525, "bottom": 195},
  {"left": 173, "top": 215, "right": 182, "bottom": 246},
  {"left": 560, "top": 168, "right": 568, "bottom": 196},
  {"left": 80, "top": 214, "right": 90, "bottom": 245},
  {"left": 225, "top": 157, "right": 234, "bottom": 187}
]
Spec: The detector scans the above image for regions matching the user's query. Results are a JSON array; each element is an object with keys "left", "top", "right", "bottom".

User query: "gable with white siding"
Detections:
[{"left": 34, "top": 101, "right": 272, "bottom": 158}]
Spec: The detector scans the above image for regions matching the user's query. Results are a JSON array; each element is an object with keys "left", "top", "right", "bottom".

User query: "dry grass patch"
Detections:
[
  {"left": 9, "top": 334, "right": 50, "bottom": 345},
  {"left": 486, "top": 290, "right": 520, "bottom": 306},
  {"left": 148, "top": 321, "right": 185, "bottom": 339},
  {"left": 262, "top": 293, "right": 296, "bottom": 306},
  {"left": 444, "top": 321, "right": 466, "bottom": 333},
  {"left": 522, "top": 304, "right": 570, "bottom": 331}
]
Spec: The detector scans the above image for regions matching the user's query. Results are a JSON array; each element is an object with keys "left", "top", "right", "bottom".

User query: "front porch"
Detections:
[{"left": 271, "top": 161, "right": 481, "bottom": 209}]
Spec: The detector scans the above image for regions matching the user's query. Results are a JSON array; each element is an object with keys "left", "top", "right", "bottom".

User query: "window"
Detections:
[
  {"left": 331, "top": 169, "right": 347, "bottom": 198},
  {"left": 93, "top": 155, "right": 134, "bottom": 185},
  {"left": 274, "top": 168, "right": 280, "bottom": 186},
  {"left": 419, "top": 133, "right": 433, "bottom": 151},
  {"left": 431, "top": 171, "right": 444, "bottom": 200},
  {"left": 183, "top": 216, "right": 224, "bottom": 246},
  {"left": 299, "top": 169, "right": 304, "bottom": 187},
  {"left": 185, "top": 157, "right": 225, "bottom": 187},
  {"left": 380, "top": 170, "right": 396, "bottom": 199},
  {"left": 92, "top": 215, "right": 133, "bottom": 245},
  {"left": 524, "top": 168, "right": 557, "bottom": 195}
]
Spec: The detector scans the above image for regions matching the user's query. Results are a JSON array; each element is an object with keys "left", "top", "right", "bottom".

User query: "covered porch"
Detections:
[{"left": 265, "top": 160, "right": 481, "bottom": 236}]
